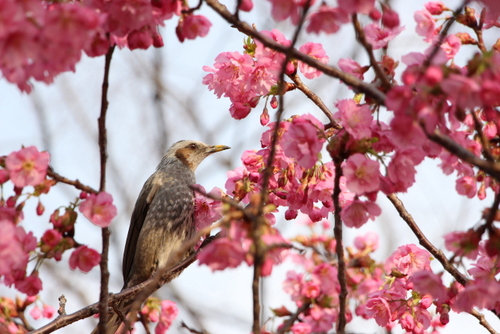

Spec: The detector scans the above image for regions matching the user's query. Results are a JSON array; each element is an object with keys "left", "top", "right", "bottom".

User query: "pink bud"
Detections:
[
  {"left": 260, "top": 108, "right": 270, "bottom": 125},
  {"left": 270, "top": 96, "right": 278, "bottom": 109},
  {"left": 369, "top": 8, "right": 381, "bottom": 21},
  {"left": 382, "top": 6, "right": 400, "bottom": 29},
  {"left": 425, "top": 2, "right": 447, "bottom": 15},
  {"left": 285, "top": 209, "right": 298, "bottom": 220},
  {"left": 239, "top": 0, "right": 253, "bottom": 11},
  {"left": 79, "top": 192, "right": 88, "bottom": 199},
  {"left": 36, "top": 201, "right": 45, "bottom": 216}
]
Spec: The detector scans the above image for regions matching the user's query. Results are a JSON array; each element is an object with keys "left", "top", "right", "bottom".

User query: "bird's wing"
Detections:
[{"left": 122, "top": 176, "right": 160, "bottom": 285}]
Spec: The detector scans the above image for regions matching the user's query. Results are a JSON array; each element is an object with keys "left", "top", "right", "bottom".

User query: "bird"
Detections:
[{"left": 93, "top": 140, "right": 229, "bottom": 334}]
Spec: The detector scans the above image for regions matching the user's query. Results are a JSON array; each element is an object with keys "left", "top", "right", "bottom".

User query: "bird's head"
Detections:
[{"left": 165, "top": 140, "right": 230, "bottom": 171}]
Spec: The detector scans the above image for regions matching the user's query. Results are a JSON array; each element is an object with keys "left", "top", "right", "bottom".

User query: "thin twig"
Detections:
[
  {"left": 276, "top": 302, "right": 311, "bottom": 334},
  {"left": 46, "top": 167, "right": 98, "bottom": 194},
  {"left": 97, "top": 45, "right": 115, "bottom": 334},
  {"left": 204, "top": 0, "right": 386, "bottom": 105},
  {"left": 351, "top": 14, "right": 391, "bottom": 91},
  {"left": 471, "top": 111, "right": 495, "bottom": 162},
  {"left": 287, "top": 72, "right": 340, "bottom": 129},
  {"left": 333, "top": 160, "right": 347, "bottom": 333}
]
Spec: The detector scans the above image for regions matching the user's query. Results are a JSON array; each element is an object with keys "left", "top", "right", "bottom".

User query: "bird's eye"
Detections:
[{"left": 189, "top": 143, "right": 197, "bottom": 150}]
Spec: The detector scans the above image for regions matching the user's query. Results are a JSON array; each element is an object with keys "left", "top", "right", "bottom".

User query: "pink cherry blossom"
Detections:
[
  {"left": 267, "top": 0, "right": 314, "bottom": 24},
  {"left": 385, "top": 244, "right": 431, "bottom": 276},
  {"left": 42, "top": 304, "right": 55, "bottom": 318},
  {"left": 197, "top": 238, "right": 245, "bottom": 271},
  {"left": 453, "top": 278, "right": 500, "bottom": 313},
  {"left": 155, "top": 300, "right": 178, "bottom": 334},
  {"left": 15, "top": 273, "right": 43, "bottom": 296},
  {"left": 409, "top": 270, "right": 447, "bottom": 303},
  {"left": 425, "top": 2, "right": 447, "bottom": 15},
  {"left": 338, "top": 0, "right": 375, "bottom": 15},
  {"left": 79, "top": 192, "right": 117, "bottom": 227},
  {"left": 363, "top": 23, "right": 404, "bottom": 50},
  {"left": 364, "top": 295, "right": 391, "bottom": 326},
  {"left": 69, "top": 245, "right": 101, "bottom": 273},
  {"left": 338, "top": 58, "right": 366, "bottom": 80},
  {"left": 306, "top": 5, "right": 349, "bottom": 35},
  {"left": 334, "top": 99, "right": 373, "bottom": 140},
  {"left": 343, "top": 154, "right": 380, "bottom": 195},
  {"left": 282, "top": 114, "right": 325, "bottom": 169},
  {"left": 177, "top": 14, "right": 212, "bottom": 42},
  {"left": 414, "top": 9, "right": 436, "bottom": 42},
  {"left": 41, "top": 229, "right": 62, "bottom": 248},
  {"left": 455, "top": 176, "right": 477, "bottom": 198},
  {"left": 298, "top": 42, "right": 329, "bottom": 79},
  {"left": 311, "top": 263, "right": 338, "bottom": 295},
  {"left": 194, "top": 186, "right": 223, "bottom": 230},
  {"left": 443, "top": 230, "right": 480, "bottom": 260},
  {"left": 381, "top": 6, "right": 400, "bottom": 29},
  {"left": 341, "top": 199, "right": 381, "bottom": 228},
  {"left": 5, "top": 146, "right": 50, "bottom": 188},
  {"left": 440, "top": 34, "right": 461, "bottom": 59},
  {"left": 291, "top": 322, "right": 312, "bottom": 334},
  {"left": 30, "top": 305, "right": 41, "bottom": 320},
  {"left": 354, "top": 231, "right": 379, "bottom": 251}
]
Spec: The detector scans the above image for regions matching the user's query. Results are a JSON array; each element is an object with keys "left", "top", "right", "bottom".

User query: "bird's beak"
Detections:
[{"left": 208, "top": 145, "right": 230, "bottom": 153}]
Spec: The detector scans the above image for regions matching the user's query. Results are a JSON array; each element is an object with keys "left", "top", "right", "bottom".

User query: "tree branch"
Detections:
[
  {"left": 96, "top": 45, "right": 115, "bottom": 334},
  {"left": 426, "top": 129, "right": 500, "bottom": 181},
  {"left": 333, "top": 160, "right": 347, "bottom": 333},
  {"left": 204, "top": 0, "right": 386, "bottom": 105}
]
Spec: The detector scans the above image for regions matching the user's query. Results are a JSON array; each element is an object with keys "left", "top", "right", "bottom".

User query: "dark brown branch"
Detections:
[
  {"left": 96, "top": 45, "right": 115, "bottom": 334},
  {"left": 204, "top": 0, "right": 386, "bottom": 106},
  {"left": 47, "top": 167, "right": 98, "bottom": 194},
  {"left": 333, "top": 160, "right": 347, "bottom": 333},
  {"left": 351, "top": 14, "right": 391, "bottom": 91},
  {"left": 426, "top": 129, "right": 500, "bottom": 181}
]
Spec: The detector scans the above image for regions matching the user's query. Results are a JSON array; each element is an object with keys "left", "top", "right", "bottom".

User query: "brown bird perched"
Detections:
[{"left": 94, "top": 140, "right": 229, "bottom": 334}]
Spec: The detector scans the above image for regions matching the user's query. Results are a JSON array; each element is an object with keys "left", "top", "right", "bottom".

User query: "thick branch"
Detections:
[{"left": 204, "top": 0, "right": 386, "bottom": 105}]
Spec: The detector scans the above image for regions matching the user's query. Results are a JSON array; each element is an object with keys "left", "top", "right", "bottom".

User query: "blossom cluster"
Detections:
[
  {"left": 203, "top": 30, "right": 329, "bottom": 119},
  {"left": 0, "top": 146, "right": 117, "bottom": 332},
  {"left": 273, "top": 229, "right": 384, "bottom": 334},
  {"left": 0, "top": 0, "right": 213, "bottom": 91}
]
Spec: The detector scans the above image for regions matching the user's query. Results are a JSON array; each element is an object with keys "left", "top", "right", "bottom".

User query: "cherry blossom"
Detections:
[
  {"left": 5, "top": 146, "right": 49, "bottom": 188},
  {"left": 343, "top": 154, "right": 380, "bottom": 195},
  {"left": 79, "top": 192, "right": 117, "bottom": 228},
  {"left": 155, "top": 300, "right": 178, "bottom": 334},
  {"left": 282, "top": 114, "right": 325, "bottom": 169},
  {"left": 297, "top": 42, "right": 329, "bottom": 79},
  {"left": 69, "top": 245, "right": 101, "bottom": 273}
]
